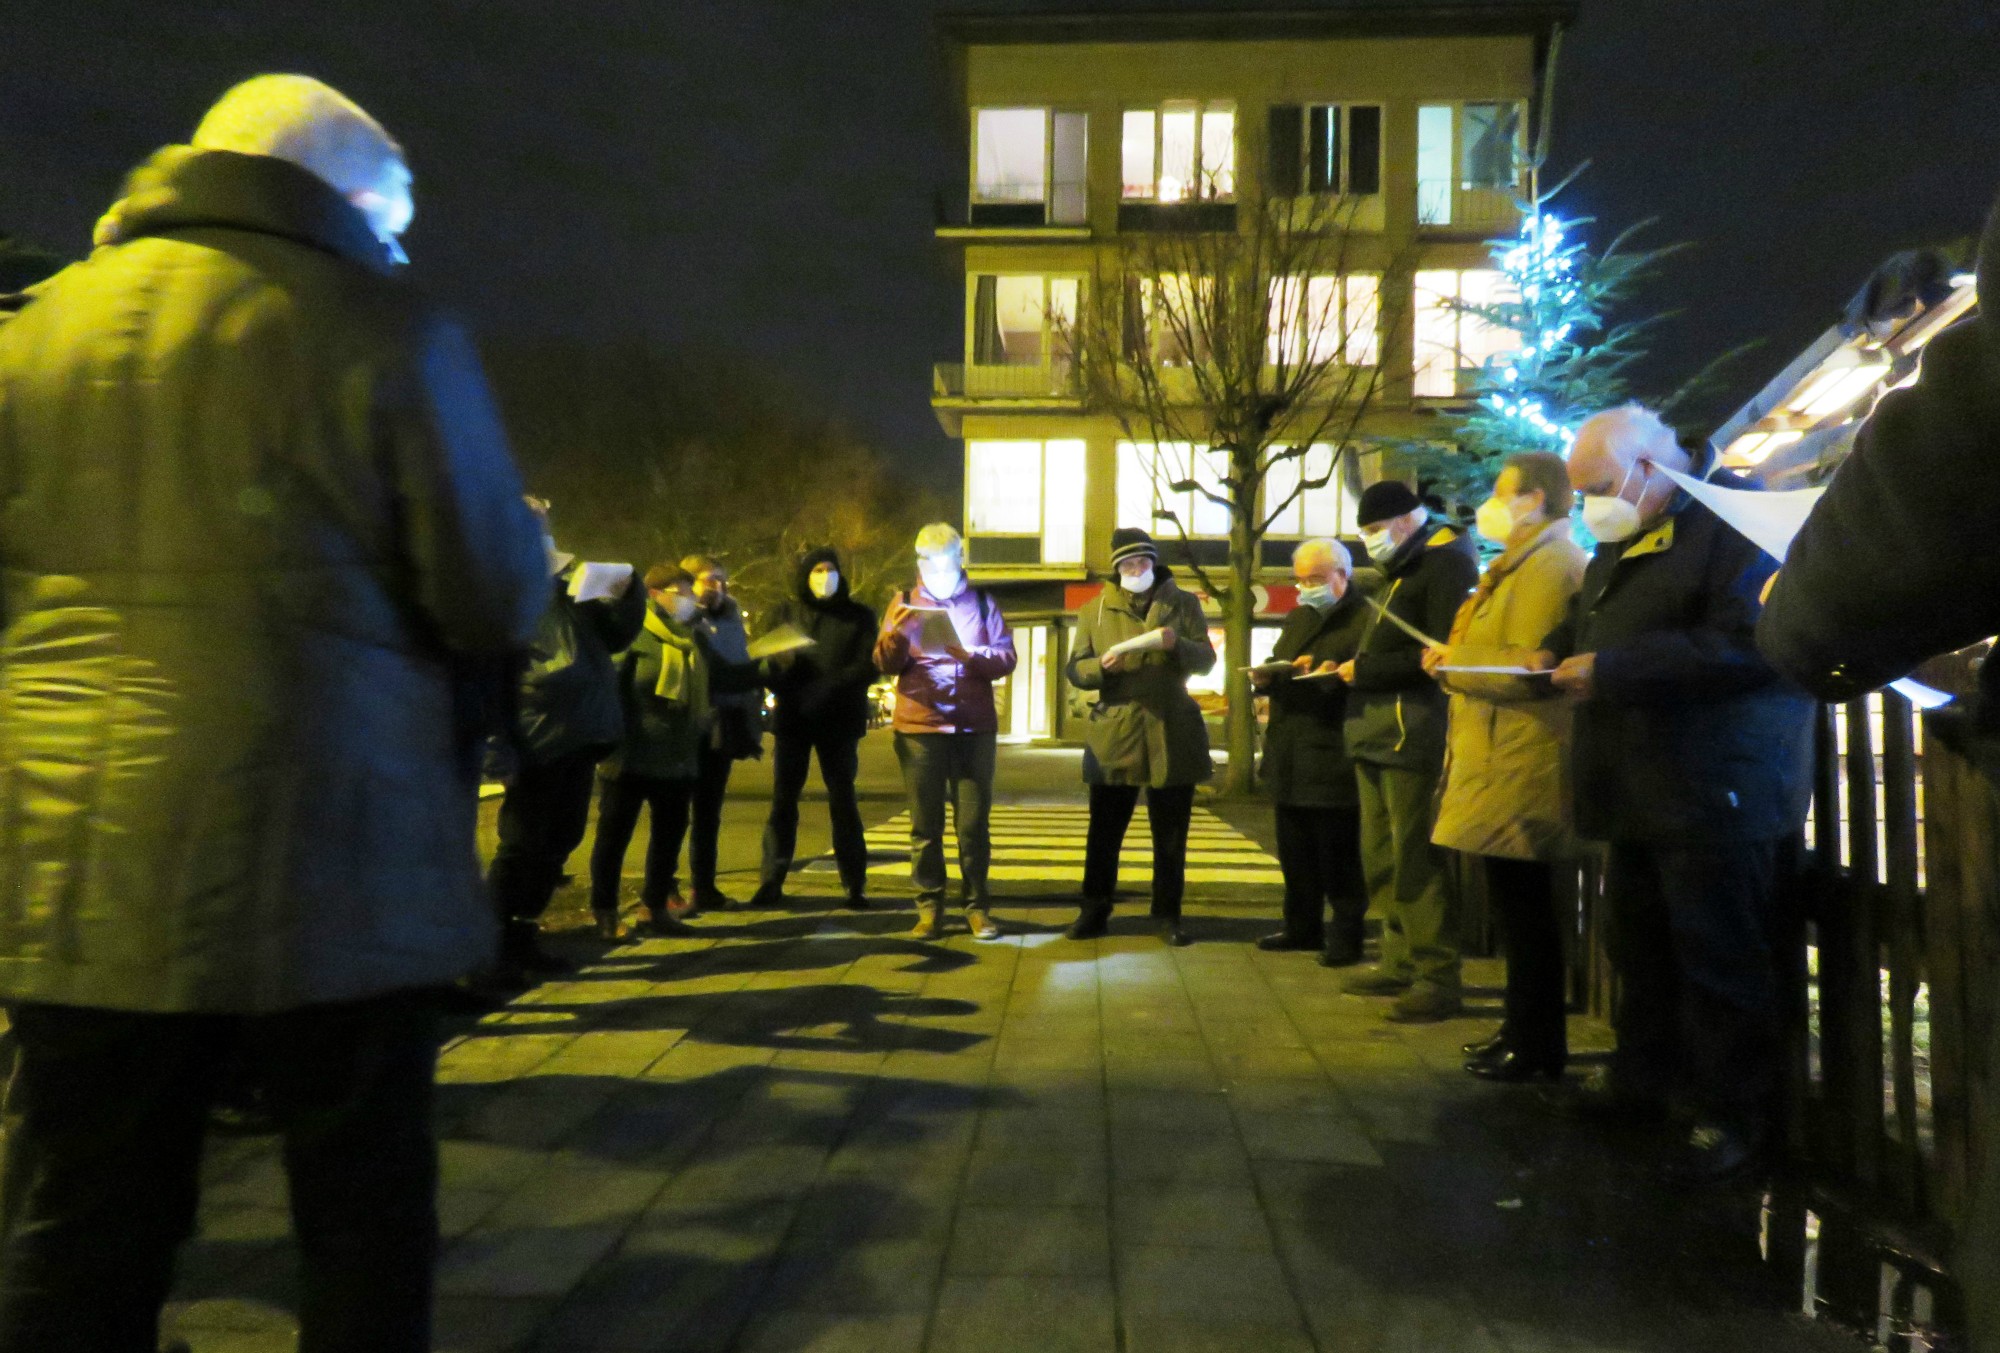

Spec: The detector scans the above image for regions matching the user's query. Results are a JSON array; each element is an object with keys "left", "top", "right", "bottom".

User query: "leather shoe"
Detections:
[
  {"left": 1342, "top": 967, "right": 1413, "bottom": 996},
  {"left": 1256, "top": 932, "right": 1316, "bottom": 952},
  {"left": 1539, "top": 1068, "right": 1668, "bottom": 1123},
  {"left": 1065, "top": 902, "right": 1112, "bottom": 941},
  {"left": 1465, "top": 1048, "right": 1565, "bottom": 1082},
  {"left": 646, "top": 909, "right": 697, "bottom": 937},
  {"left": 1385, "top": 982, "right": 1462, "bottom": 1023},
  {"left": 1663, "top": 1121, "right": 1764, "bottom": 1184},
  {"left": 1318, "top": 933, "right": 1365, "bottom": 968},
  {"left": 1157, "top": 918, "right": 1192, "bottom": 947},
  {"left": 1463, "top": 1029, "right": 1509, "bottom": 1059},
  {"left": 843, "top": 890, "right": 870, "bottom": 910}
]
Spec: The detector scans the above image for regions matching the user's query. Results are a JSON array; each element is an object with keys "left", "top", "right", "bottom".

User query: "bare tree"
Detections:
[{"left": 1063, "top": 192, "right": 1410, "bottom": 796}]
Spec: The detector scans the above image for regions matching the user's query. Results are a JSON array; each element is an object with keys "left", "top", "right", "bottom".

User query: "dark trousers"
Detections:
[
  {"left": 1273, "top": 803, "right": 1365, "bottom": 949},
  {"left": 1604, "top": 839, "right": 1780, "bottom": 1126},
  {"left": 690, "top": 742, "right": 735, "bottom": 897},
  {"left": 1082, "top": 783, "right": 1197, "bottom": 921},
  {"left": 488, "top": 748, "right": 601, "bottom": 923},
  {"left": 590, "top": 772, "right": 695, "bottom": 914},
  {"left": 1484, "top": 856, "right": 1568, "bottom": 1064},
  {"left": 761, "top": 730, "right": 868, "bottom": 896},
  {"left": 894, "top": 731, "right": 996, "bottom": 907},
  {"left": 0, "top": 993, "right": 441, "bottom": 1353}
]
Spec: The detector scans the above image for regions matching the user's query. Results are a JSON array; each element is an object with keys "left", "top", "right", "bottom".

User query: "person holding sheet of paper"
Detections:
[
  {"left": 1062, "top": 528, "right": 1217, "bottom": 947},
  {"left": 1254, "top": 539, "right": 1373, "bottom": 965},
  {"left": 1419, "top": 453, "right": 1585, "bottom": 1081},
  {"left": 1533, "top": 405, "right": 1813, "bottom": 1183},
  {"left": 875, "top": 523, "right": 1017, "bottom": 940},
  {"left": 1338, "top": 481, "right": 1479, "bottom": 1022}
]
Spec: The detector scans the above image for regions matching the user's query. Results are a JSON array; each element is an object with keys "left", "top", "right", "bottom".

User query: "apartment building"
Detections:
[{"left": 931, "top": 4, "right": 1575, "bottom": 741}]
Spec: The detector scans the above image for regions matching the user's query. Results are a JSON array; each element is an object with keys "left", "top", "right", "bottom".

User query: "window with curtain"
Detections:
[
  {"left": 970, "top": 276, "right": 1081, "bottom": 368},
  {"left": 1267, "top": 273, "right": 1380, "bottom": 368},
  {"left": 1417, "top": 102, "right": 1524, "bottom": 225},
  {"left": 972, "top": 108, "right": 1088, "bottom": 224}
]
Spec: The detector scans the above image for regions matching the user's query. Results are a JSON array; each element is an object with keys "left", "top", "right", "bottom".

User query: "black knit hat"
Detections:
[
  {"left": 1108, "top": 527, "right": 1158, "bottom": 567},
  {"left": 1356, "top": 480, "right": 1422, "bottom": 527}
]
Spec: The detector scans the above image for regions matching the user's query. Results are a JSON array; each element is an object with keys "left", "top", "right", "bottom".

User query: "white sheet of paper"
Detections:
[
  {"left": 1293, "top": 669, "right": 1344, "bottom": 681},
  {"left": 1656, "top": 466, "right": 1827, "bottom": 563},
  {"left": 568, "top": 561, "right": 634, "bottom": 603},
  {"left": 1360, "top": 592, "right": 1447, "bottom": 650},
  {"left": 1437, "top": 665, "right": 1544, "bottom": 675},
  {"left": 747, "top": 624, "right": 817, "bottom": 660},
  {"left": 1102, "top": 628, "right": 1173, "bottom": 661},
  {"left": 918, "top": 610, "right": 963, "bottom": 653}
]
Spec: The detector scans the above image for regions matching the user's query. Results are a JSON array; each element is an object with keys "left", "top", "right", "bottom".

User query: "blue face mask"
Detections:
[{"left": 1296, "top": 584, "right": 1338, "bottom": 612}]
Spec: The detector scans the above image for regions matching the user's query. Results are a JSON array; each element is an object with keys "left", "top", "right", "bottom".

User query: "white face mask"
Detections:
[
  {"left": 668, "top": 593, "right": 699, "bottom": 625},
  {"left": 918, "top": 558, "right": 963, "bottom": 598},
  {"left": 1580, "top": 464, "right": 1645, "bottom": 543},
  {"left": 809, "top": 568, "right": 840, "bottom": 599},
  {"left": 1118, "top": 564, "right": 1156, "bottom": 594},
  {"left": 1360, "top": 527, "right": 1399, "bottom": 565}
]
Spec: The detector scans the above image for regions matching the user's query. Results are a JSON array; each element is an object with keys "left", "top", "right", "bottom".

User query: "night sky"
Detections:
[{"left": 5, "top": 1, "right": 1998, "bottom": 491}]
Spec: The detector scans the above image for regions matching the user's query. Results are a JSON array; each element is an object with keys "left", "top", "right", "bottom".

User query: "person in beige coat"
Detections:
[{"left": 1422, "top": 452, "right": 1586, "bottom": 1082}]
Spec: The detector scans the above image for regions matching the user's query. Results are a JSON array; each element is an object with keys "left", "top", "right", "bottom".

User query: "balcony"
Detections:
[
  {"left": 931, "top": 362, "right": 1084, "bottom": 434},
  {"left": 1416, "top": 184, "right": 1524, "bottom": 239},
  {"left": 935, "top": 184, "right": 1092, "bottom": 240}
]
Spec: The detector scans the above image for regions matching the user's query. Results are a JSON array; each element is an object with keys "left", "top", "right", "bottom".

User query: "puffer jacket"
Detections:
[
  {"left": 1343, "top": 520, "right": 1479, "bottom": 770},
  {"left": 1065, "top": 572, "right": 1216, "bottom": 787},
  {"left": 1260, "top": 584, "right": 1374, "bottom": 808},
  {"left": 763, "top": 547, "right": 879, "bottom": 743},
  {"left": 1431, "top": 519, "right": 1585, "bottom": 860},
  {"left": 0, "top": 146, "right": 548, "bottom": 1013},
  {"left": 874, "top": 578, "right": 1016, "bottom": 734}
]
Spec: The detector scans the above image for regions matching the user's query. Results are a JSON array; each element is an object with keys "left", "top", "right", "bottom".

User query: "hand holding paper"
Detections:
[
  {"left": 1101, "top": 628, "right": 1173, "bottom": 661},
  {"left": 568, "top": 561, "right": 634, "bottom": 603}
]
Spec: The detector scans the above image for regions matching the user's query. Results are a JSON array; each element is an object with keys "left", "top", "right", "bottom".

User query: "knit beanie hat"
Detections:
[
  {"left": 1356, "top": 480, "right": 1422, "bottom": 527},
  {"left": 1109, "top": 527, "right": 1159, "bottom": 567}
]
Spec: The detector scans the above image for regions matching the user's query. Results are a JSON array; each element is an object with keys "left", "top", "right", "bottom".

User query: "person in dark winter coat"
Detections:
[
  {"left": 1254, "top": 539, "right": 1374, "bottom": 965},
  {"left": 1538, "top": 405, "right": 1814, "bottom": 1184},
  {"left": 753, "top": 546, "right": 879, "bottom": 908},
  {"left": 1758, "top": 195, "right": 2000, "bottom": 1350},
  {"left": 875, "top": 522, "right": 1017, "bottom": 940},
  {"left": 589, "top": 565, "right": 710, "bottom": 939},
  {"left": 488, "top": 501, "right": 646, "bottom": 975},
  {"left": 1338, "top": 481, "right": 1479, "bottom": 1022},
  {"left": 0, "top": 76, "right": 547, "bottom": 1353},
  {"left": 1063, "top": 528, "right": 1217, "bottom": 947},
  {"left": 679, "top": 555, "right": 765, "bottom": 914}
]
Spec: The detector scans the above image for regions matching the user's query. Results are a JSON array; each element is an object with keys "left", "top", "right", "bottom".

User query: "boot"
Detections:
[
  {"left": 910, "top": 900, "right": 944, "bottom": 939},
  {"left": 502, "top": 920, "right": 574, "bottom": 976},
  {"left": 592, "top": 909, "right": 625, "bottom": 941},
  {"left": 1064, "top": 899, "right": 1112, "bottom": 941},
  {"left": 966, "top": 908, "right": 1001, "bottom": 941}
]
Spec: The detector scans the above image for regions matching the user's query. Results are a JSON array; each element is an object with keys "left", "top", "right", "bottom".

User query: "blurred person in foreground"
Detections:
[
  {"left": 1536, "top": 405, "right": 1812, "bottom": 1182},
  {"left": 589, "top": 565, "right": 710, "bottom": 939},
  {"left": 1254, "top": 538, "right": 1373, "bottom": 964},
  {"left": 1338, "top": 480, "right": 1479, "bottom": 1022},
  {"left": 678, "top": 554, "right": 765, "bottom": 913},
  {"left": 0, "top": 74, "right": 546, "bottom": 1352},
  {"left": 1758, "top": 197, "right": 2000, "bottom": 1347},
  {"left": 752, "top": 546, "right": 879, "bottom": 910},
  {"left": 875, "top": 523, "right": 1016, "bottom": 939},
  {"left": 1063, "top": 528, "right": 1217, "bottom": 948},
  {"left": 1422, "top": 453, "right": 1586, "bottom": 1082}
]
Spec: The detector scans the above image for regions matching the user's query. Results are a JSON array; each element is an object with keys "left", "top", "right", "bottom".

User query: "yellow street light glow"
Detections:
[{"left": 1788, "top": 360, "right": 1891, "bottom": 419}]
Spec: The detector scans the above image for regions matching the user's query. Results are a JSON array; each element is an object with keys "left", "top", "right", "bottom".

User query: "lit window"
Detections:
[
  {"left": 1124, "top": 275, "right": 1213, "bottom": 367},
  {"left": 1417, "top": 103, "right": 1524, "bottom": 225},
  {"left": 972, "top": 108, "right": 1088, "bottom": 225},
  {"left": 1461, "top": 102, "right": 1521, "bottom": 191},
  {"left": 1416, "top": 105, "right": 1455, "bottom": 225},
  {"left": 1414, "top": 269, "right": 1516, "bottom": 397},
  {"left": 1122, "top": 103, "right": 1236, "bottom": 201},
  {"left": 1263, "top": 444, "right": 1358, "bottom": 537},
  {"left": 971, "top": 275, "right": 1082, "bottom": 367},
  {"left": 966, "top": 439, "right": 1089, "bottom": 565},
  {"left": 1116, "top": 441, "right": 1230, "bottom": 539},
  {"left": 1267, "top": 273, "right": 1380, "bottom": 368}
]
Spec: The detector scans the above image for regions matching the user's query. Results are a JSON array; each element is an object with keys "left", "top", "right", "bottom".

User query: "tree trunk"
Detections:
[{"left": 1218, "top": 485, "right": 1260, "bottom": 798}]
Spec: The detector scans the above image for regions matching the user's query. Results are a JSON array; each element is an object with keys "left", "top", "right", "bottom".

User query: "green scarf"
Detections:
[{"left": 644, "top": 606, "right": 711, "bottom": 718}]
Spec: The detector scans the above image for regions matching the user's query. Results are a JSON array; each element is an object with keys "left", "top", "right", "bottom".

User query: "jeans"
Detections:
[
  {"left": 1355, "top": 760, "right": 1460, "bottom": 990},
  {"left": 1603, "top": 839, "right": 1781, "bottom": 1126},
  {"left": 894, "top": 731, "right": 996, "bottom": 907},
  {"left": 1484, "top": 856, "right": 1567, "bottom": 1064},
  {"left": 690, "top": 742, "right": 736, "bottom": 898},
  {"left": 1082, "top": 783, "right": 1196, "bottom": 921},
  {"left": 761, "top": 730, "right": 868, "bottom": 897},
  {"left": 1274, "top": 803, "right": 1365, "bottom": 949},
  {"left": 0, "top": 993, "right": 442, "bottom": 1353},
  {"left": 489, "top": 748, "right": 602, "bottom": 923},
  {"left": 590, "top": 772, "right": 695, "bottom": 914}
]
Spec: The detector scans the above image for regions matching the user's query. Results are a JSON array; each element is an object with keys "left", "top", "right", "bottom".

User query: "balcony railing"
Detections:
[
  {"left": 933, "top": 362, "right": 1081, "bottom": 400},
  {"left": 1417, "top": 184, "right": 1524, "bottom": 237}
]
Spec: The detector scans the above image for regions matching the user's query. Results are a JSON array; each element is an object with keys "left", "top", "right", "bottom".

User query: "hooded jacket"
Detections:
[
  {"left": 0, "top": 146, "right": 548, "bottom": 1013},
  {"left": 762, "top": 546, "right": 879, "bottom": 742},
  {"left": 1065, "top": 568, "right": 1216, "bottom": 787},
  {"left": 1343, "top": 518, "right": 1479, "bottom": 770},
  {"left": 874, "top": 570, "right": 1016, "bottom": 735}
]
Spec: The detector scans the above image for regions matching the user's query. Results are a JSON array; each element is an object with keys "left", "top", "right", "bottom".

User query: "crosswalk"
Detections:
[{"left": 806, "top": 800, "right": 1285, "bottom": 893}]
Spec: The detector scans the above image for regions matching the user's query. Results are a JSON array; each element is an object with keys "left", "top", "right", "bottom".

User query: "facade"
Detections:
[{"left": 931, "top": 5, "right": 1574, "bottom": 741}]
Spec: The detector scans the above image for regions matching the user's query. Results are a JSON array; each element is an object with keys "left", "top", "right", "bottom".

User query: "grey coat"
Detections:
[
  {"left": 1065, "top": 573, "right": 1216, "bottom": 787},
  {"left": 0, "top": 147, "right": 547, "bottom": 1013}
]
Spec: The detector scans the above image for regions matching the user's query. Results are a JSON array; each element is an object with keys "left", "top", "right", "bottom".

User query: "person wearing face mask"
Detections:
[
  {"left": 876, "top": 523, "right": 1018, "bottom": 939},
  {"left": 1337, "top": 481, "right": 1480, "bottom": 1021},
  {"left": 676, "top": 555, "right": 765, "bottom": 915},
  {"left": 588, "top": 565, "right": 715, "bottom": 939},
  {"left": 752, "top": 546, "right": 880, "bottom": 909},
  {"left": 1254, "top": 538, "right": 1374, "bottom": 963},
  {"left": 1532, "top": 404, "right": 1813, "bottom": 1183},
  {"left": 1420, "top": 453, "right": 1586, "bottom": 1081},
  {"left": 1063, "top": 529, "right": 1218, "bottom": 946}
]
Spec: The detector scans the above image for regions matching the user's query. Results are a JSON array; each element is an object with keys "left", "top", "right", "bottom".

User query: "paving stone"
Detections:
[
  {"left": 960, "top": 1145, "right": 1109, "bottom": 1207},
  {"left": 1112, "top": 1184, "right": 1272, "bottom": 1250},
  {"left": 436, "top": 1222, "right": 628, "bottom": 1299},
  {"left": 760, "top": 1237, "right": 947, "bottom": 1312},
  {"left": 1235, "top": 1110, "right": 1385, "bottom": 1166},
  {"left": 432, "top": 1295, "right": 553, "bottom": 1353},
  {"left": 926, "top": 1276, "right": 1118, "bottom": 1353},
  {"left": 1114, "top": 1244, "right": 1296, "bottom": 1324},
  {"left": 1109, "top": 1125, "right": 1254, "bottom": 1187},
  {"left": 1118, "top": 1313, "right": 1318, "bottom": 1353},
  {"left": 735, "top": 1310, "right": 929, "bottom": 1353},
  {"left": 945, "top": 1204, "right": 1112, "bottom": 1276}
]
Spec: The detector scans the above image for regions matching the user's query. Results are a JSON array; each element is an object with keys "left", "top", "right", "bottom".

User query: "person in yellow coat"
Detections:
[{"left": 1423, "top": 452, "right": 1586, "bottom": 1081}]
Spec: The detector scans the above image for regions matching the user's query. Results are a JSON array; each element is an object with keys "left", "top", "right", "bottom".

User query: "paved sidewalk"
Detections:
[{"left": 165, "top": 896, "right": 1860, "bottom": 1353}]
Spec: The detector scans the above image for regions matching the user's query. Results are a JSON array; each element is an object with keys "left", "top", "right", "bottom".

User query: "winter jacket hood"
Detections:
[
  {"left": 795, "top": 546, "right": 852, "bottom": 605},
  {"left": 768, "top": 547, "right": 878, "bottom": 741}
]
